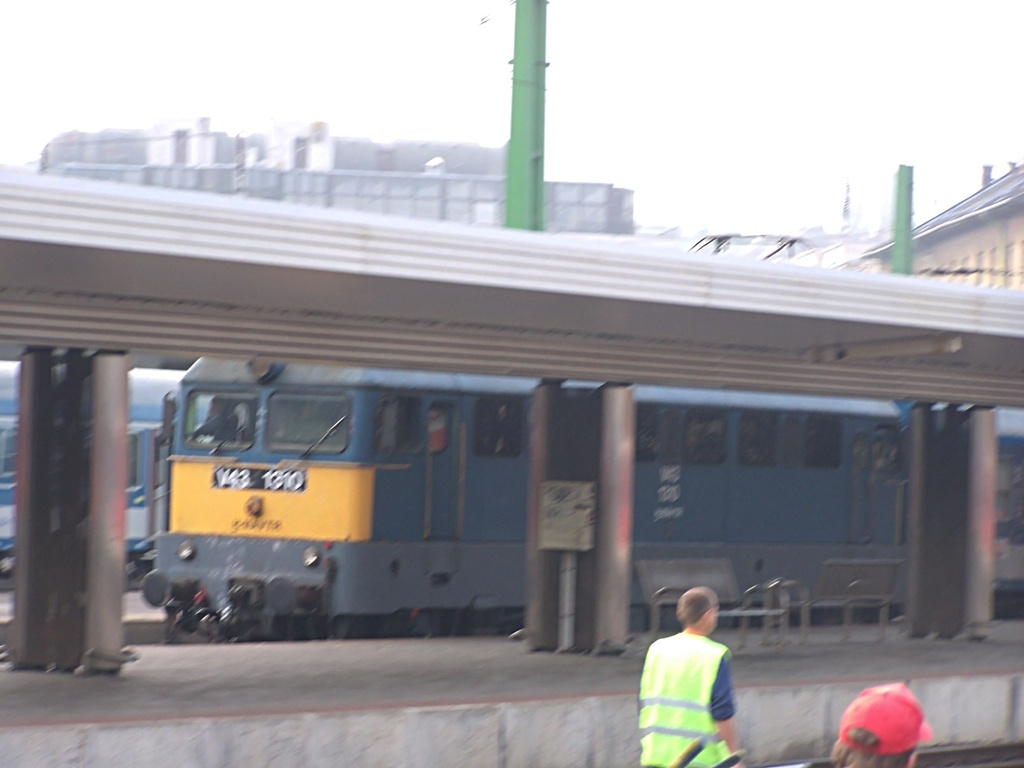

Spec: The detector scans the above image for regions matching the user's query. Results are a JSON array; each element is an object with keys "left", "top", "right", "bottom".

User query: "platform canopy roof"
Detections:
[{"left": 2, "top": 168, "right": 1024, "bottom": 405}]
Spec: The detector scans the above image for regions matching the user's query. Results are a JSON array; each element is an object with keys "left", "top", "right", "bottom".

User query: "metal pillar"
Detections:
[
  {"left": 891, "top": 164, "right": 914, "bottom": 275},
  {"left": 10, "top": 349, "right": 91, "bottom": 671},
  {"left": 505, "top": 0, "right": 547, "bottom": 231},
  {"left": 592, "top": 384, "right": 634, "bottom": 650},
  {"left": 965, "top": 407, "right": 996, "bottom": 639},
  {"left": 525, "top": 381, "right": 559, "bottom": 650},
  {"left": 906, "top": 404, "right": 928, "bottom": 637},
  {"left": 83, "top": 352, "right": 130, "bottom": 672},
  {"left": 8, "top": 349, "right": 133, "bottom": 673},
  {"left": 907, "top": 403, "right": 994, "bottom": 639},
  {"left": 524, "top": 381, "right": 635, "bottom": 653}
]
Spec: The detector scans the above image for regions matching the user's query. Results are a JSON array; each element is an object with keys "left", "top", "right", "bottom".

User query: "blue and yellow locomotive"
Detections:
[{"left": 143, "top": 359, "right": 533, "bottom": 639}]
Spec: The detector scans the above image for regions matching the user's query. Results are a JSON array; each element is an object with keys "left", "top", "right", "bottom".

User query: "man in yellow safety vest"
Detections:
[{"left": 639, "top": 586, "right": 741, "bottom": 768}]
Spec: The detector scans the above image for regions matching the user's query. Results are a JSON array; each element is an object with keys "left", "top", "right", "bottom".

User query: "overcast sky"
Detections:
[{"left": 3, "top": 1, "right": 1023, "bottom": 235}]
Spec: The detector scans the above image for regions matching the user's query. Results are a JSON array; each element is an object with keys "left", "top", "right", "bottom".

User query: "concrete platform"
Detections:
[{"left": 1, "top": 621, "right": 1023, "bottom": 768}]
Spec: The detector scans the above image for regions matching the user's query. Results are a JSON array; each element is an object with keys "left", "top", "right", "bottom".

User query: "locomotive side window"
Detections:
[
  {"left": 683, "top": 408, "right": 726, "bottom": 465},
  {"left": 661, "top": 408, "right": 683, "bottom": 463},
  {"left": 997, "top": 457, "right": 1013, "bottom": 522},
  {"left": 427, "top": 403, "right": 450, "bottom": 454},
  {"left": 373, "top": 394, "right": 420, "bottom": 455},
  {"left": 804, "top": 413, "right": 842, "bottom": 468},
  {"left": 473, "top": 396, "right": 524, "bottom": 457},
  {"left": 870, "top": 424, "right": 901, "bottom": 472},
  {"left": 267, "top": 393, "right": 352, "bottom": 454},
  {"left": 127, "top": 431, "right": 141, "bottom": 488},
  {"left": 635, "top": 403, "right": 659, "bottom": 462},
  {"left": 184, "top": 391, "right": 257, "bottom": 450},
  {"left": 779, "top": 415, "right": 801, "bottom": 468},
  {"left": 0, "top": 428, "right": 15, "bottom": 483},
  {"left": 738, "top": 410, "right": 778, "bottom": 467}
]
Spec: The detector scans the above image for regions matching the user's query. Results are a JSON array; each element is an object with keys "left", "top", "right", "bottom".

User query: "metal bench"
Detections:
[
  {"left": 634, "top": 558, "right": 794, "bottom": 648},
  {"left": 789, "top": 558, "right": 905, "bottom": 641}
]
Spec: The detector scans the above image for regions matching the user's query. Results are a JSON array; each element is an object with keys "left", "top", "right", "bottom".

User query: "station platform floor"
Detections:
[
  {"left": 0, "top": 618, "right": 1022, "bottom": 724},
  {"left": 0, "top": 616, "right": 1023, "bottom": 767}
]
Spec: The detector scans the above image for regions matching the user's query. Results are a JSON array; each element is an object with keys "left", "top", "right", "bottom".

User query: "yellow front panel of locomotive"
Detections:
[{"left": 169, "top": 459, "right": 374, "bottom": 542}]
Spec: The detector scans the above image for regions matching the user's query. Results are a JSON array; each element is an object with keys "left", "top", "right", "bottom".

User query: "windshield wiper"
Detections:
[
  {"left": 211, "top": 424, "right": 245, "bottom": 455},
  {"left": 300, "top": 415, "right": 347, "bottom": 459}
]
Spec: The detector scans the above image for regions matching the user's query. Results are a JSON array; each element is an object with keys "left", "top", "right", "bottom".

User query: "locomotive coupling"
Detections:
[{"left": 226, "top": 575, "right": 319, "bottom": 616}]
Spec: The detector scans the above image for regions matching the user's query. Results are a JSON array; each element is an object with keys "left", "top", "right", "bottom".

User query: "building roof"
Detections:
[{"left": 865, "top": 165, "right": 1024, "bottom": 262}]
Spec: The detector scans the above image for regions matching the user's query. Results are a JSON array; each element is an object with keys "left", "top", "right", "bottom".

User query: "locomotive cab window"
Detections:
[
  {"left": 374, "top": 394, "right": 421, "bottom": 455},
  {"left": 738, "top": 410, "right": 779, "bottom": 467},
  {"left": 267, "top": 393, "right": 352, "bottom": 454},
  {"left": 473, "top": 396, "right": 524, "bottom": 457},
  {"left": 184, "top": 391, "right": 257, "bottom": 450},
  {"left": 804, "top": 413, "right": 842, "bottom": 468},
  {"left": 683, "top": 407, "right": 727, "bottom": 465}
]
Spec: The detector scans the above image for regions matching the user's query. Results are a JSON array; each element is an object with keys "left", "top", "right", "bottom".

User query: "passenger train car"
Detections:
[
  {"left": 143, "top": 358, "right": 950, "bottom": 641},
  {"left": 0, "top": 362, "right": 184, "bottom": 577}
]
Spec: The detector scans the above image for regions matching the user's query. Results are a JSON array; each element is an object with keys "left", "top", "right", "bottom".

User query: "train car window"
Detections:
[
  {"left": 373, "top": 394, "right": 421, "bottom": 454},
  {"left": 0, "top": 428, "right": 15, "bottom": 482},
  {"left": 267, "top": 393, "right": 352, "bottom": 454},
  {"left": 473, "top": 396, "right": 524, "bottom": 457},
  {"left": 804, "top": 413, "right": 842, "bottom": 468},
  {"left": 635, "top": 403, "right": 659, "bottom": 462},
  {"left": 779, "top": 415, "right": 801, "bottom": 468},
  {"left": 738, "top": 410, "right": 778, "bottom": 467},
  {"left": 184, "top": 391, "right": 258, "bottom": 450},
  {"left": 683, "top": 408, "right": 727, "bottom": 465},
  {"left": 127, "top": 432, "right": 141, "bottom": 488}
]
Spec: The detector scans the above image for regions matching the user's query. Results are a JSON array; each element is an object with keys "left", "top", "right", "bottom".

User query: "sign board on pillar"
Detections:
[{"left": 539, "top": 481, "right": 596, "bottom": 551}]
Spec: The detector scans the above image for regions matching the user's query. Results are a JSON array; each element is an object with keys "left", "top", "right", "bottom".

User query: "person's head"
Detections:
[
  {"left": 676, "top": 586, "right": 719, "bottom": 633},
  {"left": 832, "top": 683, "right": 931, "bottom": 768}
]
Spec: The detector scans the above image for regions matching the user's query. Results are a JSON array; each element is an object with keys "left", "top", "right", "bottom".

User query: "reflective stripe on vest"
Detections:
[{"left": 639, "top": 633, "right": 731, "bottom": 768}]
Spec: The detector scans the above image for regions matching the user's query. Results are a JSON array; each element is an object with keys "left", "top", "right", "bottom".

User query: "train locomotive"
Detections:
[{"left": 144, "top": 357, "right": 1009, "bottom": 641}]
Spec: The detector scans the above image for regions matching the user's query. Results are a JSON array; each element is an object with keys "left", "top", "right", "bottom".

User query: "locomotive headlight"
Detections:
[
  {"left": 301, "top": 546, "right": 320, "bottom": 568},
  {"left": 177, "top": 539, "right": 196, "bottom": 561}
]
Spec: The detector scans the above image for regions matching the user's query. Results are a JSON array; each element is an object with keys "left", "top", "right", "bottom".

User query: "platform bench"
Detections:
[
  {"left": 634, "top": 558, "right": 795, "bottom": 647},
  {"left": 791, "top": 558, "right": 905, "bottom": 641}
]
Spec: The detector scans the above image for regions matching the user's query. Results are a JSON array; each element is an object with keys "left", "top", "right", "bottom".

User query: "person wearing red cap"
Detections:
[{"left": 833, "top": 683, "right": 933, "bottom": 768}]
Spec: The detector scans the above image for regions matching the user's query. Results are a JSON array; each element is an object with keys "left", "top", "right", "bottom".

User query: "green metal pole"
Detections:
[
  {"left": 505, "top": 0, "right": 547, "bottom": 231},
  {"left": 892, "top": 164, "right": 914, "bottom": 275}
]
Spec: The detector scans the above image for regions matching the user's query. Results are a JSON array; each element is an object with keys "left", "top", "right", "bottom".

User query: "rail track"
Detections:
[{"left": 796, "top": 743, "right": 1024, "bottom": 768}]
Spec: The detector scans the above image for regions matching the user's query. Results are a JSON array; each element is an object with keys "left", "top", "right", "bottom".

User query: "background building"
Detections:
[
  {"left": 40, "top": 119, "right": 634, "bottom": 235},
  {"left": 859, "top": 164, "right": 1024, "bottom": 288}
]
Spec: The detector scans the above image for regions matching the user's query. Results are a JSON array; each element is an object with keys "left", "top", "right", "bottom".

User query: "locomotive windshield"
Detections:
[
  {"left": 267, "top": 392, "right": 351, "bottom": 454},
  {"left": 184, "top": 391, "right": 258, "bottom": 450}
]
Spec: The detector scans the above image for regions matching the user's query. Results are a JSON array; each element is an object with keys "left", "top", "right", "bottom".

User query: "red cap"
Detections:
[{"left": 839, "top": 683, "right": 933, "bottom": 755}]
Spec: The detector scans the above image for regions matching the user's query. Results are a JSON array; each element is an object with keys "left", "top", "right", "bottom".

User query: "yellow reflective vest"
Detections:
[{"left": 639, "top": 632, "right": 732, "bottom": 768}]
